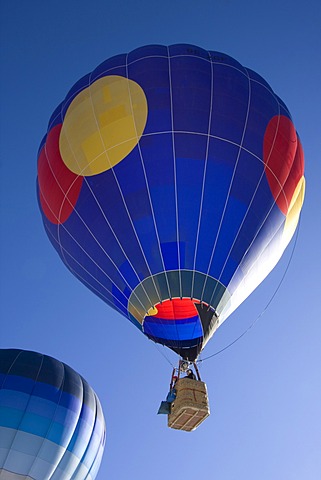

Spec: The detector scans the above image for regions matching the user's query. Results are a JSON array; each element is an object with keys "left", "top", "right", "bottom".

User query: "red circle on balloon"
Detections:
[
  {"left": 263, "top": 115, "right": 304, "bottom": 215},
  {"left": 38, "top": 124, "right": 83, "bottom": 224}
]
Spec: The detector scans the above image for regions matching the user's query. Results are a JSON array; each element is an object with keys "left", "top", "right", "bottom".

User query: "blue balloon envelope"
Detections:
[
  {"left": 37, "top": 44, "right": 305, "bottom": 361},
  {"left": 0, "top": 349, "right": 105, "bottom": 479}
]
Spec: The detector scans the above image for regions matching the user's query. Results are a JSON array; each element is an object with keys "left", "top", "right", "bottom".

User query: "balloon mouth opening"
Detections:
[
  {"left": 127, "top": 270, "right": 229, "bottom": 327},
  {"left": 140, "top": 297, "right": 220, "bottom": 361}
]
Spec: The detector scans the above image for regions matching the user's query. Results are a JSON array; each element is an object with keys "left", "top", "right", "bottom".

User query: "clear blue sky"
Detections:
[{"left": 1, "top": 1, "right": 320, "bottom": 478}]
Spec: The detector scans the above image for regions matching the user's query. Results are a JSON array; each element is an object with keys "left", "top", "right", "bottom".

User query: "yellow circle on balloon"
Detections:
[{"left": 59, "top": 75, "right": 148, "bottom": 176}]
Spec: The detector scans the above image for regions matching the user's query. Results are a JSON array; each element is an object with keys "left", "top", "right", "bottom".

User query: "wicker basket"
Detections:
[{"left": 168, "top": 377, "right": 210, "bottom": 431}]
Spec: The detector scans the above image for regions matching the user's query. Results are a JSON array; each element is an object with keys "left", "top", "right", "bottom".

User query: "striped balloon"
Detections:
[{"left": 0, "top": 349, "right": 105, "bottom": 479}]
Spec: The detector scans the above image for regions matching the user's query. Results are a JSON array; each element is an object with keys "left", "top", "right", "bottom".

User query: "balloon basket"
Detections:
[{"left": 168, "top": 377, "right": 210, "bottom": 431}]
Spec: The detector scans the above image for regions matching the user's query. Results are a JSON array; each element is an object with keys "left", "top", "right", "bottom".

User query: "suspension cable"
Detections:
[
  {"left": 152, "top": 342, "right": 176, "bottom": 368},
  {"left": 198, "top": 218, "right": 301, "bottom": 363}
]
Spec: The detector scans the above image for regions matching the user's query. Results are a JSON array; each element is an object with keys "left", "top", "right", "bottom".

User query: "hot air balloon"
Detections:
[
  {"left": 0, "top": 349, "right": 105, "bottom": 479},
  {"left": 37, "top": 44, "right": 305, "bottom": 364}
]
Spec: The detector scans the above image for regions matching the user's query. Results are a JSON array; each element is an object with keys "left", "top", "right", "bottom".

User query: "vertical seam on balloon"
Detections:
[
  {"left": 48, "top": 370, "right": 84, "bottom": 480},
  {"left": 167, "top": 47, "right": 182, "bottom": 351},
  {"left": 91, "top": 54, "right": 169, "bottom": 84},
  {"left": 217, "top": 98, "right": 298, "bottom": 316},
  {"left": 27, "top": 360, "right": 66, "bottom": 480},
  {"left": 48, "top": 108, "right": 62, "bottom": 131},
  {"left": 53, "top": 375, "right": 87, "bottom": 479},
  {"left": 167, "top": 47, "right": 182, "bottom": 300},
  {"left": 207, "top": 78, "right": 280, "bottom": 307},
  {"left": 213, "top": 83, "right": 298, "bottom": 319},
  {"left": 38, "top": 172, "right": 145, "bottom": 318},
  {"left": 44, "top": 363, "right": 80, "bottom": 480},
  {"left": 86, "top": 395, "right": 105, "bottom": 479},
  {"left": 83, "top": 73, "right": 156, "bottom": 312},
  {"left": 127, "top": 75, "right": 172, "bottom": 306},
  {"left": 190, "top": 56, "right": 214, "bottom": 295},
  {"left": 219, "top": 149, "right": 294, "bottom": 312},
  {"left": 207, "top": 68, "right": 256, "bottom": 307},
  {"left": 218, "top": 91, "right": 284, "bottom": 297},
  {"left": 71, "top": 390, "right": 102, "bottom": 479},
  {"left": 201, "top": 64, "right": 252, "bottom": 303},
  {"left": 124, "top": 55, "right": 163, "bottom": 305},
  {"left": 56, "top": 90, "right": 92, "bottom": 275},
  {"left": 0, "top": 349, "right": 24, "bottom": 388},
  {"left": 57, "top": 79, "right": 155, "bottom": 315},
  {"left": 0, "top": 352, "right": 44, "bottom": 478},
  {"left": 58, "top": 85, "right": 125, "bottom": 273},
  {"left": 3, "top": 352, "right": 50, "bottom": 478},
  {"left": 41, "top": 148, "right": 83, "bottom": 226},
  {"left": 125, "top": 54, "right": 173, "bottom": 345},
  {"left": 56, "top": 377, "right": 93, "bottom": 479},
  {"left": 190, "top": 53, "right": 215, "bottom": 344},
  {"left": 42, "top": 221, "right": 145, "bottom": 321},
  {"left": 53, "top": 97, "right": 124, "bottom": 320},
  {"left": 43, "top": 120, "right": 82, "bottom": 272},
  {"left": 220, "top": 211, "right": 288, "bottom": 321}
]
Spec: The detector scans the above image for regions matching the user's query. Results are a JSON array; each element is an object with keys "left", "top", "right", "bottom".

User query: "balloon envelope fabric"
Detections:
[
  {"left": 0, "top": 349, "right": 106, "bottom": 479},
  {"left": 37, "top": 44, "right": 305, "bottom": 361}
]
